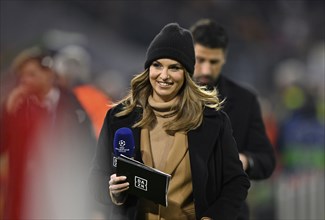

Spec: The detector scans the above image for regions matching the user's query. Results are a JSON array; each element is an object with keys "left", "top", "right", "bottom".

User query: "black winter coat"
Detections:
[{"left": 90, "top": 104, "right": 250, "bottom": 220}]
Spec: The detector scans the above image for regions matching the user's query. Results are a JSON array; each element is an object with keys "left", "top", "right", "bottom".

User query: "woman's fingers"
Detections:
[
  {"left": 109, "top": 174, "right": 129, "bottom": 194},
  {"left": 109, "top": 181, "right": 129, "bottom": 192},
  {"left": 109, "top": 184, "right": 129, "bottom": 194},
  {"left": 109, "top": 174, "right": 127, "bottom": 185}
]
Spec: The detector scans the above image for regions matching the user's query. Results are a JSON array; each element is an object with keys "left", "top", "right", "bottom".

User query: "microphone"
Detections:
[{"left": 113, "top": 127, "right": 135, "bottom": 166}]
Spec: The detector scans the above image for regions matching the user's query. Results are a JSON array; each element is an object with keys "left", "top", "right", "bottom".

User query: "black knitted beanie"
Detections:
[{"left": 144, "top": 23, "right": 195, "bottom": 75}]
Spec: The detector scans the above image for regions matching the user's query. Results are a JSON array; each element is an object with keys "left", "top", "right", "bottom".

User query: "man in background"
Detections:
[{"left": 190, "top": 19, "right": 276, "bottom": 220}]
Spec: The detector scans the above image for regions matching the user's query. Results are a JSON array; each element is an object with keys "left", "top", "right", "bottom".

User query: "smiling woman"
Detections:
[{"left": 89, "top": 23, "right": 250, "bottom": 220}]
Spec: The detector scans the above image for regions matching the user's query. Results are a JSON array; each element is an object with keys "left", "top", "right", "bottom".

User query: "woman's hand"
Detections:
[
  {"left": 109, "top": 174, "right": 129, "bottom": 194},
  {"left": 108, "top": 174, "right": 129, "bottom": 205}
]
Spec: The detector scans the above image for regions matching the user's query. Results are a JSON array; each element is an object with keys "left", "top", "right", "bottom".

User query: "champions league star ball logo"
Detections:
[
  {"left": 119, "top": 140, "right": 126, "bottom": 148},
  {"left": 117, "top": 139, "right": 129, "bottom": 153}
]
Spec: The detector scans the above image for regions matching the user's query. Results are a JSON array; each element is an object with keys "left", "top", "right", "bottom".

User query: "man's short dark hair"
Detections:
[{"left": 190, "top": 19, "right": 229, "bottom": 51}]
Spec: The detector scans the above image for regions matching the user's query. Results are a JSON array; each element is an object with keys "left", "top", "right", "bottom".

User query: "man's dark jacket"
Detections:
[
  {"left": 217, "top": 75, "right": 275, "bottom": 179},
  {"left": 217, "top": 75, "right": 276, "bottom": 220}
]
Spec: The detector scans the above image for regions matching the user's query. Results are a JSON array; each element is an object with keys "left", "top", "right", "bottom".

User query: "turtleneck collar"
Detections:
[{"left": 148, "top": 95, "right": 179, "bottom": 117}]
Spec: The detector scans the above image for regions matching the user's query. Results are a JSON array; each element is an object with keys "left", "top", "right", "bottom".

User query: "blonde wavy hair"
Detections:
[{"left": 115, "top": 69, "right": 223, "bottom": 135}]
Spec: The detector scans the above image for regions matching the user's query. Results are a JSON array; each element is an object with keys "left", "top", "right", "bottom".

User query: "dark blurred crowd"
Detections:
[{"left": 0, "top": 1, "right": 324, "bottom": 219}]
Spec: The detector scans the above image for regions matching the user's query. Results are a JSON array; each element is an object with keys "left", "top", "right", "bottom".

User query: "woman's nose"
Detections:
[{"left": 160, "top": 68, "right": 170, "bottom": 80}]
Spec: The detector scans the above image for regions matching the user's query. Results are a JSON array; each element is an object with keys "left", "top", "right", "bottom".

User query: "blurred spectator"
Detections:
[
  {"left": 277, "top": 84, "right": 324, "bottom": 173},
  {"left": 274, "top": 84, "right": 325, "bottom": 220},
  {"left": 0, "top": 46, "right": 96, "bottom": 219},
  {"left": 273, "top": 56, "right": 324, "bottom": 172},
  {"left": 272, "top": 53, "right": 325, "bottom": 219},
  {"left": 53, "top": 44, "right": 112, "bottom": 139}
]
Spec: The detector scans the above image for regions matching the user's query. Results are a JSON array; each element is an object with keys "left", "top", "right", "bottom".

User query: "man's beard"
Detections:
[{"left": 193, "top": 75, "right": 216, "bottom": 91}]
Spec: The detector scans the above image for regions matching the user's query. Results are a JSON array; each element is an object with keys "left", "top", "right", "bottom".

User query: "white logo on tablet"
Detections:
[{"left": 135, "top": 176, "right": 147, "bottom": 191}]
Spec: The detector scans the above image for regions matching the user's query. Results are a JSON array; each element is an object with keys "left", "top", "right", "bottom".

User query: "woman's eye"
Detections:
[
  {"left": 170, "top": 66, "right": 182, "bottom": 71},
  {"left": 152, "top": 63, "right": 162, "bottom": 68}
]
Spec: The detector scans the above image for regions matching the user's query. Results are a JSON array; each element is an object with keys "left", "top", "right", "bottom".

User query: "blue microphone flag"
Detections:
[{"left": 113, "top": 127, "right": 135, "bottom": 158}]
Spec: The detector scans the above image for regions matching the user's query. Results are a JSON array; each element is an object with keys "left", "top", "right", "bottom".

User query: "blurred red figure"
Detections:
[{"left": 0, "top": 47, "right": 96, "bottom": 219}]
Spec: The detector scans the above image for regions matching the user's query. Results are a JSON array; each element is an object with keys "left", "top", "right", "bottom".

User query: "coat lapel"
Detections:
[
  {"left": 188, "top": 108, "right": 221, "bottom": 172},
  {"left": 187, "top": 108, "right": 221, "bottom": 212},
  {"left": 164, "top": 132, "right": 188, "bottom": 174}
]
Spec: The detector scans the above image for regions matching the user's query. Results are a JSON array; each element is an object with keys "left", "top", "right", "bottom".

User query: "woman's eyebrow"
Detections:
[
  {"left": 154, "top": 60, "right": 181, "bottom": 67},
  {"left": 169, "top": 63, "right": 182, "bottom": 67}
]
